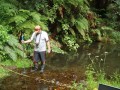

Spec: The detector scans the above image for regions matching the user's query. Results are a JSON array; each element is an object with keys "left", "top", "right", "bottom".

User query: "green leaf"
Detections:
[
  {"left": 75, "top": 17, "right": 89, "bottom": 39},
  {"left": 69, "top": 28, "right": 76, "bottom": 36},
  {"left": 4, "top": 46, "right": 17, "bottom": 61}
]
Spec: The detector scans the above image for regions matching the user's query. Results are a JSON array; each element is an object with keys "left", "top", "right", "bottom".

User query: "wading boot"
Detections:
[
  {"left": 40, "top": 64, "right": 45, "bottom": 73},
  {"left": 31, "top": 63, "right": 38, "bottom": 72}
]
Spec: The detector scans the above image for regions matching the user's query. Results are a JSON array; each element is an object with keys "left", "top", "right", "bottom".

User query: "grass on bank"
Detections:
[
  {"left": 0, "top": 59, "right": 32, "bottom": 78},
  {"left": 71, "top": 66, "right": 120, "bottom": 90},
  {"left": 85, "top": 68, "right": 120, "bottom": 90}
]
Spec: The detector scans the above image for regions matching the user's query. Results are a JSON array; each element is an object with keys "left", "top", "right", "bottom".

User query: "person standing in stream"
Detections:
[{"left": 22, "top": 25, "right": 51, "bottom": 73}]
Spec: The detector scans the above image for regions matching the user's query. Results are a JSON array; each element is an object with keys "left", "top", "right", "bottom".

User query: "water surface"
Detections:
[{"left": 0, "top": 43, "right": 120, "bottom": 90}]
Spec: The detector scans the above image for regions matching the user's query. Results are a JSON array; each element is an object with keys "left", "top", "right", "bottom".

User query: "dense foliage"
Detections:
[{"left": 0, "top": 0, "right": 120, "bottom": 60}]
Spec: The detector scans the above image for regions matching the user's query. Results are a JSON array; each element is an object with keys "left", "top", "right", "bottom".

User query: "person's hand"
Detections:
[
  {"left": 21, "top": 40, "right": 24, "bottom": 43},
  {"left": 47, "top": 49, "right": 51, "bottom": 53}
]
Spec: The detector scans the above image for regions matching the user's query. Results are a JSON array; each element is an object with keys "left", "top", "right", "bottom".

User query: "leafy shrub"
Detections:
[{"left": 0, "top": 25, "right": 24, "bottom": 61}]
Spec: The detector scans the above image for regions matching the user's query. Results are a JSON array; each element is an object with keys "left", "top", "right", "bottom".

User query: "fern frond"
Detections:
[
  {"left": 84, "top": 0, "right": 89, "bottom": 6},
  {"left": 15, "top": 48, "right": 26, "bottom": 58},
  {"left": 67, "top": 0, "right": 79, "bottom": 6},
  {"left": 7, "top": 35, "right": 20, "bottom": 47},
  {"left": 5, "top": 0, "right": 20, "bottom": 7},
  {"left": 30, "top": 12, "right": 48, "bottom": 31},
  {"left": 75, "top": 17, "right": 89, "bottom": 39},
  {"left": 18, "top": 9, "right": 31, "bottom": 19},
  {"left": 38, "top": 22, "right": 48, "bottom": 31},
  {"left": 0, "top": 25, "right": 9, "bottom": 42},
  {"left": 18, "top": 20, "right": 35, "bottom": 30},
  {"left": 76, "top": 17, "right": 89, "bottom": 30},
  {"left": 4, "top": 34, "right": 25, "bottom": 60},
  {"left": 4, "top": 46, "right": 17, "bottom": 61},
  {"left": 9, "top": 16, "right": 26, "bottom": 26},
  {"left": 71, "top": 15, "right": 76, "bottom": 25},
  {"left": 30, "top": 12, "right": 41, "bottom": 23},
  {"left": 8, "top": 9, "right": 31, "bottom": 25},
  {"left": 0, "top": 1, "right": 17, "bottom": 17},
  {"left": 76, "top": 26, "right": 86, "bottom": 40},
  {"left": 69, "top": 28, "right": 76, "bottom": 36},
  {"left": 50, "top": 39, "right": 65, "bottom": 54},
  {"left": 0, "top": 45, "right": 3, "bottom": 50},
  {"left": 53, "top": 0, "right": 64, "bottom": 5}
]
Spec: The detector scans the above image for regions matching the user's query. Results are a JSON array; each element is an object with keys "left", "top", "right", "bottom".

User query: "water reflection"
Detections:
[{"left": 47, "top": 43, "right": 120, "bottom": 74}]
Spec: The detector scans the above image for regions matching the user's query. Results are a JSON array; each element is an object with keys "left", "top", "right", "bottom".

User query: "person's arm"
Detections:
[
  {"left": 47, "top": 41, "right": 51, "bottom": 53},
  {"left": 22, "top": 39, "right": 32, "bottom": 44},
  {"left": 45, "top": 32, "right": 51, "bottom": 53},
  {"left": 22, "top": 32, "right": 36, "bottom": 44}
]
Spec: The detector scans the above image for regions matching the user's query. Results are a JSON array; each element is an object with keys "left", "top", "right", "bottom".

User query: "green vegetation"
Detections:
[
  {"left": 0, "top": 0, "right": 120, "bottom": 89},
  {"left": 70, "top": 52, "right": 120, "bottom": 90},
  {"left": 0, "top": 59, "right": 31, "bottom": 78},
  {"left": 84, "top": 66, "right": 120, "bottom": 90},
  {"left": 71, "top": 70, "right": 120, "bottom": 90},
  {"left": 0, "top": 0, "right": 120, "bottom": 61}
]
